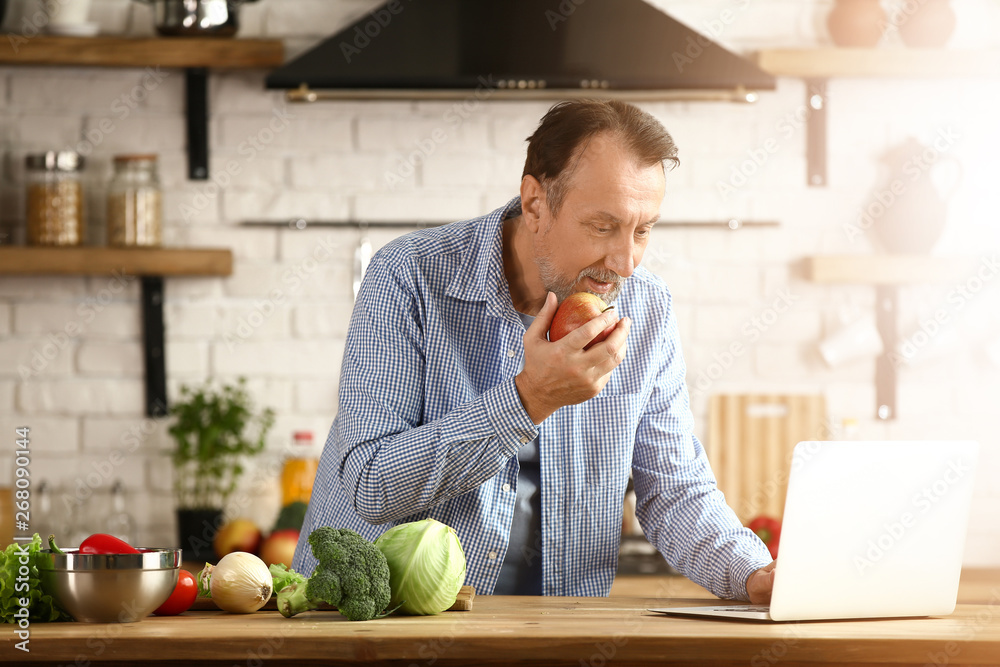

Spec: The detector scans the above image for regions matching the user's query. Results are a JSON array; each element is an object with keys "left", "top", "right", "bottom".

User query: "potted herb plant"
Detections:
[{"left": 168, "top": 377, "right": 275, "bottom": 562}]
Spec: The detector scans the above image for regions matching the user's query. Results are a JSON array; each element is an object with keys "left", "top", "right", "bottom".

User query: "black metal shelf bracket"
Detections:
[
  {"left": 141, "top": 277, "right": 168, "bottom": 418},
  {"left": 186, "top": 67, "right": 209, "bottom": 181},
  {"left": 806, "top": 78, "right": 828, "bottom": 187},
  {"left": 874, "top": 285, "right": 900, "bottom": 421}
]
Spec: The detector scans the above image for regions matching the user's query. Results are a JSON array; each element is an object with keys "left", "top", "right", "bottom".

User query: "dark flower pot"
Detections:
[{"left": 176, "top": 507, "right": 224, "bottom": 563}]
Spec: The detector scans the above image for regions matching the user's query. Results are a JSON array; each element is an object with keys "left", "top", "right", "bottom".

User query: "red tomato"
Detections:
[{"left": 153, "top": 569, "right": 198, "bottom": 616}]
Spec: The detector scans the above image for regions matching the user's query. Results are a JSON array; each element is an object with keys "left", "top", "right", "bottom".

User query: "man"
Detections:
[{"left": 294, "top": 99, "right": 776, "bottom": 603}]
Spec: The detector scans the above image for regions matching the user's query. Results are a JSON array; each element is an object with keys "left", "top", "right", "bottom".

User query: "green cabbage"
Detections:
[{"left": 374, "top": 519, "right": 466, "bottom": 615}]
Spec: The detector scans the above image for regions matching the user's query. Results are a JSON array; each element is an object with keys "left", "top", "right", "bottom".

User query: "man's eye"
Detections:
[
  {"left": 636, "top": 229, "right": 651, "bottom": 238},
  {"left": 595, "top": 227, "right": 612, "bottom": 234}
]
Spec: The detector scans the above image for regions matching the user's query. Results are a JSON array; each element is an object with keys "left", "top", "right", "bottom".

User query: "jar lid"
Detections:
[
  {"left": 113, "top": 154, "right": 158, "bottom": 163},
  {"left": 25, "top": 151, "right": 84, "bottom": 172}
]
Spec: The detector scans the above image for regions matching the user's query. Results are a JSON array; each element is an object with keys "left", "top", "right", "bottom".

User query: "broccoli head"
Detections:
[{"left": 273, "top": 527, "right": 391, "bottom": 621}]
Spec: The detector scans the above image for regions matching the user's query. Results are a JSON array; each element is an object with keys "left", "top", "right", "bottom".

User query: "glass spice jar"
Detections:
[
  {"left": 106, "top": 154, "right": 163, "bottom": 247},
  {"left": 26, "top": 151, "right": 85, "bottom": 246}
]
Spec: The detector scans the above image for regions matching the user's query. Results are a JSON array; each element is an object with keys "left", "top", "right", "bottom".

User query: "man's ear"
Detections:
[{"left": 519, "top": 175, "right": 546, "bottom": 234}]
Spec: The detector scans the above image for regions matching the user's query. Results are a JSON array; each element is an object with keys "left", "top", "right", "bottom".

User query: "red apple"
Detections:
[
  {"left": 548, "top": 292, "right": 619, "bottom": 350},
  {"left": 213, "top": 518, "right": 262, "bottom": 559},
  {"left": 259, "top": 529, "right": 301, "bottom": 567}
]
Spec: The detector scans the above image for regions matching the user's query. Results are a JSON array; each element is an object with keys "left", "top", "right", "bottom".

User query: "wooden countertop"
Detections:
[{"left": 8, "top": 571, "right": 1000, "bottom": 667}]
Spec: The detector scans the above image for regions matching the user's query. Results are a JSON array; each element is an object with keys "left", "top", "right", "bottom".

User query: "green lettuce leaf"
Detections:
[{"left": 1, "top": 534, "right": 70, "bottom": 623}]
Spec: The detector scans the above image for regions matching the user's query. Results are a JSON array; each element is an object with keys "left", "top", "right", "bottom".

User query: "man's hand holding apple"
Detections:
[{"left": 514, "top": 292, "right": 631, "bottom": 424}]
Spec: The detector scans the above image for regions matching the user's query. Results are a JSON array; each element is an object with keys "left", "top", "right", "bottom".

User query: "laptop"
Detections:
[{"left": 649, "top": 440, "right": 980, "bottom": 622}]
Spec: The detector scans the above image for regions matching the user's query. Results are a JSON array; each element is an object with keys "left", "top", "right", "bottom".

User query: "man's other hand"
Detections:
[{"left": 747, "top": 561, "right": 776, "bottom": 605}]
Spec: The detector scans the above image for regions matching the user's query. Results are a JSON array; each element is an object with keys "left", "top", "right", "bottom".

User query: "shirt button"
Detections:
[
  {"left": 502, "top": 483, "right": 511, "bottom": 492},
  {"left": 519, "top": 435, "right": 529, "bottom": 444},
  {"left": 507, "top": 349, "right": 515, "bottom": 358},
  {"left": 488, "top": 551, "right": 497, "bottom": 560}
]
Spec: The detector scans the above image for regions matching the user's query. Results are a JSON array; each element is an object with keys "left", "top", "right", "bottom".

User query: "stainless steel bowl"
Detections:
[
  {"left": 136, "top": 0, "right": 258, "bottom": 38},
  {"left": 37, "top": 548, "right": 181, "bottom": 623}
]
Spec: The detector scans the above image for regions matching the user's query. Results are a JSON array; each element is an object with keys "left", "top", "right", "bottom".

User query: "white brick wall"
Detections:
[{"left": 2, "top": 0, "right": 999, "bottom": 562}]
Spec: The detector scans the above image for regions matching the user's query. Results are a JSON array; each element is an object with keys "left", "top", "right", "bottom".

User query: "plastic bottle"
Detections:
[{"left": 280, "top": 431, "right": 319, "bottom": 505}]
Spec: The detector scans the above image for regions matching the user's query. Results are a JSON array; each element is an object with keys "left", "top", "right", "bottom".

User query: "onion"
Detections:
[{"left": 208, "top": 551, "right": 273, "bottom": 613}]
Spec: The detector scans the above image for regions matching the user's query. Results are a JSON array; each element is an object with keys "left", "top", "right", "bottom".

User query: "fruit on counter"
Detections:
[
  {"left": 198, "top": 552, "right": 272, "bottom": 614},
  {"left": 2, "top": 534, "right": 71, "bottom": 623},
  {"left": 374, "top": 518, "right": 466, "bottom": 616},
  {"left": 152, "top": 569, "right": 198, "bottom": 616},
  {"left": 213, "top": 518, "right": 262, "bottom": 559},
  {"left": 747, "top": 515, "right": 781, "bottom": 560},
  {"left": 548, "top": 292, "right": 619, "bottom": 350},
  {"left": 259, "top": 529, "right": 300, "bottom": 568},
  {"left": 273, "top": 500, "right": 309, "bottom": 532},
  {"left": 271, "top": 527, "right": 392, "bottom": 621}
]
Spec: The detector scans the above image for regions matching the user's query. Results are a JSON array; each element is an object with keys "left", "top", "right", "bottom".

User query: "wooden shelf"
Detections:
[
  {"left": 0, "top": 35, "right": 283, "bottom": 68},
  {"left": 0, "top": 247, "right": 232, "bottom": 277},
  {"left": 754, "top": 49, "right": 1000, "bottom": 186},
  {"left": 755, "top": 48, "right": 1000, "bottom": 78},
  {"left": 805, "top": 254, "right": 979, "bottom": 421},
  {"left": 0, "top": 36, "right": 285, "bottom": 180},
  {"left": 805, "top": 255, "right": 977, "bottom": 284}
]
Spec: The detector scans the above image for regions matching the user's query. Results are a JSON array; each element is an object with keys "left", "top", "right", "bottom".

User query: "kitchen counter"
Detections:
[{"left": 8, "top": 572, "right": 1000, "bottom": 667}]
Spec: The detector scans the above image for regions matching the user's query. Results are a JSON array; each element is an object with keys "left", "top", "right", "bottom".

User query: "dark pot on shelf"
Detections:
[
  {"left": 826, "top": 0, "right": 888, "bottom": 48},
  {"left": 176, "top": 507, "right": 224, "bottom": 563},
  {"left": 134, "top": 0, "right": 259, "bottom": 38}
]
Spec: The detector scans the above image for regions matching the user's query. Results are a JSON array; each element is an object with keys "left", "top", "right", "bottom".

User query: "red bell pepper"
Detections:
[
  {"left": 747, "top": 516, "right": 781, "bottom": 560},
  {"left": 79, "top": 533, "right": 140, "bottom": 555}
]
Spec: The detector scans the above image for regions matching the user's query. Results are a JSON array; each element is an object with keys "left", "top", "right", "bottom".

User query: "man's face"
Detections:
[{"left": 532, "top": 133, "right": 666, "bottom": 304}]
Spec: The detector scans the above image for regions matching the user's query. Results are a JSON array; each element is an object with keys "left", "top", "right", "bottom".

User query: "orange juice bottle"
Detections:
[{"left": 280, "top": 431, "right": 319, "bottom": 505}]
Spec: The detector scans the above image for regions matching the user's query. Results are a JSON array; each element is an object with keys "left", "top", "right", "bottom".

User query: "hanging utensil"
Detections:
[{"left": 353, "top": 224, "right": 372, "bottom": 301}]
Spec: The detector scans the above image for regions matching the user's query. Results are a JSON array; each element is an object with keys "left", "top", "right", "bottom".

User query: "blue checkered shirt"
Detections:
[{"left": 293, "top": 197, "right": 773, "bottom": 599}]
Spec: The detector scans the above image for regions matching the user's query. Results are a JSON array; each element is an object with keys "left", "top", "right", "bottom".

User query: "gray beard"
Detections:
[{"left": 536, "top": 251, "right": 624, "bottom": 305}]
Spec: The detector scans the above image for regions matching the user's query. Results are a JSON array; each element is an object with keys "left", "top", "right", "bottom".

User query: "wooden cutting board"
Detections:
[
  {"left": 707, "top": 394, "right": 827, "bottom": 524},
  {"left": 192, "top": 585, "right": 475, "bottom": 612}
]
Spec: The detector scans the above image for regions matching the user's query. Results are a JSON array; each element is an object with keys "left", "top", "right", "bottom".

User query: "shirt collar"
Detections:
[{"left": 446, "top": 197, "right": 522, "bottom": 313}]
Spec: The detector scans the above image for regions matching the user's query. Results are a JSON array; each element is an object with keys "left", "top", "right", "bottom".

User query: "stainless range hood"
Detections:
[{"left": 265, "top": 0, "right": 776, "bottom": 102}]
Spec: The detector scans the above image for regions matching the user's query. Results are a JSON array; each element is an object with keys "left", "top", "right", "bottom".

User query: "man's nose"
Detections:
[{"left": 607, "top": 237, "right": 637, "bottom": 278}]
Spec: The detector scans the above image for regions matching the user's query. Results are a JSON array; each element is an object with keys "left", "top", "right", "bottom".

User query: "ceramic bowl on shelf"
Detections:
[{"left": 37, "top": 548, "right": 181, "bottom": 623}]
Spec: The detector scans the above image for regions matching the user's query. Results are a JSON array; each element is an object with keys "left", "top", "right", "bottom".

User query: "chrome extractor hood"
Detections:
[{"left": 265, "top": 0, "right": 776, "bottom": 102}]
